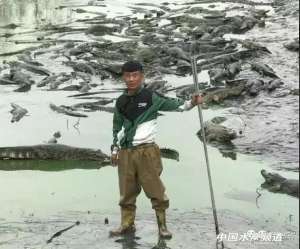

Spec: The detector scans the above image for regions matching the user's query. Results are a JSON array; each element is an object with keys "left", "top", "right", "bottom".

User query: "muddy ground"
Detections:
[{"left": 0, "top": 210, "right": 298, "bottom": 249}]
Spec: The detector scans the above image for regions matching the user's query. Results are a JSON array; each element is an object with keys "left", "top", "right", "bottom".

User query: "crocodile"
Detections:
[
  {"left": 197, "top": 117, "right": 240, "bottom": 144},
  {"left": 284, "top": 38, "right": 299, "bottom": 52},
  {"left": 9, "top": 61, "right": 51, "bottom": 76},
  {"left": 0, "top": 145, "right": 180, "bottom": 171},
  {"left": 10, "top": 103, "right": 28, "bottom": 123},
  {"left": 50, "top": 103, "right": 88, "bottom": 118},
  {"left": 261, "top": 169, "right": 299, "bottom": 198},
  {"left": 250, "top": 62, "right": 279, "bottom": 78},
  {"left": 0, "top": 144, "right": 110, "bottom": 162}
]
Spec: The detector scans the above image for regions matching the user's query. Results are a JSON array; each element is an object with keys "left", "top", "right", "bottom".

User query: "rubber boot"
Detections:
[
  {"left": 156, "top": 210, "right": 172, "bottom": 240},
  {"left": 109, "top": 209, "right": 136, "bottom": 237}
]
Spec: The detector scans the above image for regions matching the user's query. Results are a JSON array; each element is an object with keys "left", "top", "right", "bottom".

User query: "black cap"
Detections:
[{"left": 121, "top": 61, "right": 143, "bottom": 74}]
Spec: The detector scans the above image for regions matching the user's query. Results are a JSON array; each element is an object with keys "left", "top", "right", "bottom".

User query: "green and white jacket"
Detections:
[{"left": 112, "top": 86, "right": 194, "bottom": 151}]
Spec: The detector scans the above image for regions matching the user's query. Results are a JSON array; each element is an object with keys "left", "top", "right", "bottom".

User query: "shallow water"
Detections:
[
  {"left": 1, "top": 83, "right": 297, "bottom": 221},
  {"left": 0, "top": 0, "right": 299, "bottom": 248}
]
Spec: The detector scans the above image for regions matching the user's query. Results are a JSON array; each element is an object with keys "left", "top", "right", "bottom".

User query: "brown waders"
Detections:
[{"left": 109, "top": 143, "right": 172, "bottom": 239}]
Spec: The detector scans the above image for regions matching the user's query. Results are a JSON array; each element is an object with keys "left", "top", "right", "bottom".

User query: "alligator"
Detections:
[
  {"left": 175, "top": 60, "right": 191, "bottom": 76},
  {"left": 59, "top": 85, "right": 82, "bottom": 91},
  {"left": 0, "top": 23, "right": 20, "bottom": 29},
  {"left": 0, "top": 144, "right": 110, "bottom": 162},
  {"left": 38, "top": 75, "right": 60, "bottom": 88},
  {"left": 174, "top": 83, "right": 208, "bottom": 100},
  {"left": 202, "top": 83, "right": 246, "bottom": 104},
  {"left": 174, "top": 82, "right": 245, "bottom": 104},
  {"left": 290, "top": 89, "right": 299, "bottom": 96},
  {"left": 196, "top": 115, "right": 246, "bottom": 160},
  {"left": 71, "top": 99, "right": 114, "bottom": 110},
  {"left": 38, "top": 73, "right": 73, "bottom": 89},
  {"left": 199, "top": 50, "right": 253, "bottom": 70},
  {"left": 208, "top": 68, "right": 229, "bottom": 84},
  {"left": 50, "top": 103, "right": 88, "bottom": 118},
  {"left": 14, "top": 83, "right": 32, "bottom": 92},
  {"left": 246, "top": 79, "right": 265, "bottom": 96},
  {"left": 85, "top": 24, "right": 120, "bottom": 36},
  {"left": 245, "top": 78, "right": 283, "bottom": 96},
  {"left": 0, "top": 160, "right": 104, "bottom": 171},
  {"left": 197, "top": 116, "right": 242, "bottom": 144},
  {"left": 0, "top": 78, "right": 18, "bottom": 85},
  {"left": 160, "top": 148, "right": 180, "bottom": 162},
  {"left": 63, "top": 61, "right": 96, "bottom": 75},
  {"left": 266, "top": 79, "right": 284, "bottom": 92},
  {"left": 165, "top": 47, "right": 190, "bottom": 62},
  {"left": 10, "top": 103, "right": 28, "bottom": 123},
  {"left": 226, "top": 61, "right": 242, "bottom": 78},
  {"left": 141, "top": 33, "right": 163, "bottom": 46},
  {"left": 261, "top": 169, "right": 299, "bottom": 198},
  {"left": 284, "top": 38, "right": 299, "bottom": 52},
  {"left": 0, "top": 68, "right": 33, "bottom": 87},
  {"left": 9, "top": 61, "right": 51, "bottom": 76},
  {"left": 0, "top": 145, "right": 180, "bottom": 171},
  {"left": 250, "top": 62, "right": 279, "bottom": 78},
  {"left": 238, "top": 40, "right": 271, "bottom": 54}
]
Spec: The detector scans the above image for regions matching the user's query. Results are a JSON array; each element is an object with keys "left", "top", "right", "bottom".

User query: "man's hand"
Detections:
[
  {"left": 110, "top": 145, "right": 120, "bottom": 166},
  {"left": 111, "top": 152, "right": 119, "bottom": 167},
  {"left": 191, "top": 94, "right": 204, "bottom": 106}
]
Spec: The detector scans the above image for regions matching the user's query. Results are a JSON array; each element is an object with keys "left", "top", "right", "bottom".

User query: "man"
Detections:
[{"left": 110, "top": 61, "right": 203, "bottom": 239}]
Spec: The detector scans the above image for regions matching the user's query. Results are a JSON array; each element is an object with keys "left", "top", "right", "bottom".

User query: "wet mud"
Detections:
[{"left": 0, "top": 210, "right": 298, "bottom": 249}]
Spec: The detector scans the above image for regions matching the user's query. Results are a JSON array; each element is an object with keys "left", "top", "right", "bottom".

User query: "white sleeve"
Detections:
[{"left": 177, "top": 100, "right": 194, "bottom": 112}]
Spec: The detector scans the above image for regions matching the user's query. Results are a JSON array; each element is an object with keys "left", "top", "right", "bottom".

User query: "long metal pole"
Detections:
[{"left": 191, "top": 55, "right": 225, "bottom": 249}]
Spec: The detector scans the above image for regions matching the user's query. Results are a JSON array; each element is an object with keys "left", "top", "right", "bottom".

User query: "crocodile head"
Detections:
[{"left": 260, "top": 169, "right": 286, "bottom": 191}]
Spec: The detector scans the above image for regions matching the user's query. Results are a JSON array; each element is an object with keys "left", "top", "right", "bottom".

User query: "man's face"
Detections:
[{"left": 122, "top": 71, "right": 144, "bottom": 91}]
